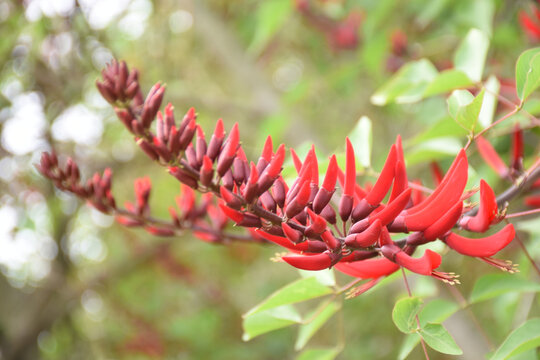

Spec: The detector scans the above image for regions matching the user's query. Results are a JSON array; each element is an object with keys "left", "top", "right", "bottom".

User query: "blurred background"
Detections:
[{"left": 0, "top": 0, "right": 538, "bottom": 359}]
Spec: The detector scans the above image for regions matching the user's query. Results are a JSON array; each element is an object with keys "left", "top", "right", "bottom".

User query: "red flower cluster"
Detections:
[{"left": 38, "top": 61, "right": 521, "bottom": 295}]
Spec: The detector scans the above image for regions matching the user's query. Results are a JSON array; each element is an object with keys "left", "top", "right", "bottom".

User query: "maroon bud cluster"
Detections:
[{"left": 37, "top": 152, "right": 116, "bottom": 213}]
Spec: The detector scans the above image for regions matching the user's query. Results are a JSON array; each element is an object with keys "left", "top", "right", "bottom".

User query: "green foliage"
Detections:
[
  {"left": 447, "top": 89, "right": 485, "bottom": 132},
  {"left": 420, "top": 323, "right": 462, "bottom": 355},
  {"left": 490, "top": 319, "right": 540, "bottom": 360},
  {"left": 515, "top": 48, "right": 540, "bottom": 102},
  {"left": 469, "top": 273, "right": 540, "bottom": 304},
  {"left": 454, "top": 28, "right": 490, "bottom": 83},
  {"left": 347, "top": 116, "right": 373, "bottom": 169},
  {"left": 392, "top": 297, "right": 424, "bottom": 334},
  {"left": 244, "top": 276, "right": 334, "bottom": 317}
]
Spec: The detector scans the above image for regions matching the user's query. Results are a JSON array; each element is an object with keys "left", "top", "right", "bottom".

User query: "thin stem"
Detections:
[
  {"left": 505, "top": 208, "right": 540, "bottom": 219},
  {"left": 505, "top": 219, "right": 540, "bottom": 278},
  {"left": 401, "top": 269, "right": 430, "bottom": 360},
  {"left": 473, "top": 106, "right": 520, "bottom": 142}
]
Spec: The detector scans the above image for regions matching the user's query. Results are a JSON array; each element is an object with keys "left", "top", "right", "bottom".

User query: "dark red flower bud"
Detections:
[
  {"left": 196, "top": 126, "right": 207, "bottom": 165},
  {"left": 282, "top": 222, "right": 303, "bottom": 243},
  {"left": 207, "top": 118, "right": 225, "bottom": 161},
  {"left": 272, "top": 177, "right": 287, "bottom": 209},
  {"left": 243, "top": 163, "right": 260, "bottom": 203},
  {"left": 285, "top": 181, "right": 311, "bottom": 219},
  {"left": 137, "top": 138, "right": 159, "bottom": 161},
  {"left": 200, "top": 155, "right": 214, "bottom": 187},
  {"left": 304, "top": 208, "right": 327, "bottom": 237},
  {"left": 168, "top": 167, "right": 198, "bottom": 189},
  {"left": 217, "top": 123, "right": 239, "bottom": 177},
  {"left": 345, "top": 219, "right": 382, "bottom": 248},
  {"left": 219, "top": 186, "right": 243, "bottom": 209},
  {"left": 145, "top": 225, "right": 175, "bottom": 237},
  {"left": 258, "top": 144, "right": 286, "bottom": 194},
  {"left": 444, "top": 224, "right": 515, "bottom": 257},
  {"left": 219, "top": 204, "right": 262, "bottom": 227}
]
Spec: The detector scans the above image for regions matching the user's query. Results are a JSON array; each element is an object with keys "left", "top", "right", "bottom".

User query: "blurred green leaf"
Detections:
[
  {"left": 447, "top": 89, "right": 485, "bottom": 132},
  {"left": 478, "top": 75, "right": 501, "bottom": 128},
  {"left": 244, "top": 277, "right": 334, "bottom": 317},
  {"left": 405, "top": 137, "right": 463, "bottom": 165},
  {"left": 392, "top": 297, "right": 423, "bottom": 334},
  {"left": 248, "top": 0, "right": 292, "bottom": 55},
  {"left": 348, "top": 116, "right": 372, "bottom": 168},
  {"left": 415, "top": 0, "right": 450, "bottom": 29},
  {"left": 298, "top": 269, "right": 336, "bottom": 287},
  {"left": 398, "top": 299, "right": 460, "bottom": 359},
  {"left": 469, "top": 273, "right": 540, "bottom": 304},
  {"left": 410, "top": 116, "right": 468, "bottom": 145},
  {"left": 371, "top": 59, "right": 438, "bottom": 105},
  {"left": 454, "top": 28, "right": 490, "bottom": 83},
  {"left": 515, "top": 47, "right": 540, "bottom": 102},
  {"left": 420, "top": 323, "right": 462, "bottom": 355},
  {"left": 242, "top": 305, "right": 302, "bottom": 341},
  {"left": 295, "top": 347, "right": 341, "bottom": 360},
  {"left": 490, "top": 318, "right": 540, "bottom": 360},
  {"left": 295, "top": 301, "right": 340, "bottom": 350},
  {"left": 423, "top": 69, "right": 473, "bottom": 97}
]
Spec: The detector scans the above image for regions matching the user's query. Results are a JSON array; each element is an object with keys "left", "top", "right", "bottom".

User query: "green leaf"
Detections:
[
  {"left": 405, "top": 137, "right": 463, "bottom": 165},
  {"left": 398, "top": 299, "right": 460, "bottom": 359},
  {"left": 244, "top": 277, "right": 334, "bottom": 317},
  {"left": 371, "top": 59, "right": 438, "bottom": 105},
  {"left": 420, "top": 323, "right": 462, "bottom": 355},
  {"left": 423, "top": 69, "right": 473, "bottom": 97},
  {"left": 447, "top": 89, "right": 485, "bottom": 132},
  {"left": 447, "top": 90, "right": 474, "bottom": 118},
  {"left": 478, "top": 75, "right": 501, "bottom": 128},
  {"left": 295, "top": 301, "right": 340, "bottom": 350},
  {"left": 454, "top": 28, "right": 490, "bottom": 83},
  {"left": 515, "top": 47, "right": 540, "bottom": 102},
  {"left": 411, "top": 116, "right": 468, "bottom": 144},
  {"left": 398, "top": 333, "right": 422, "bottom": 360},
  {"left": 298, "top": 269, "right": 336, "bottom": 287},
  {"left": 469, "top": 273, "right": 540, "bottom": 304},
  {"left": 348, "top": 116, "right": 372, "bottom": 168},
  {"left": 248, "top": 0, "right": 292, "bottom": 55},
  {"left": 295, "top": 347, "right": 341, "bottom": 360},
  {"left": 392, "top": 297, "right": 423, "bottom": 333},
  {"left": 242, "top": 305, "right": 302, "bottom": 341},
  {"left": 490, "top": 318, "right": 540, "bottom": 360}
]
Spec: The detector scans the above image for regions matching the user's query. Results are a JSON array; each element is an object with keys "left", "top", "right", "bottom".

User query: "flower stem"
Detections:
[{"left": 401, "top": 269, "right": 430, "bottom": 360}]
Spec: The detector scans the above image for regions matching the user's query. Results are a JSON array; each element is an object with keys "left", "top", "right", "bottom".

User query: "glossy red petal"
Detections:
[
  {"left": 444, "top": 224, "right": 515, "bottom": 257},
  {"left": 335, "top": 257, "right": 399, "bottom": 279}
]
